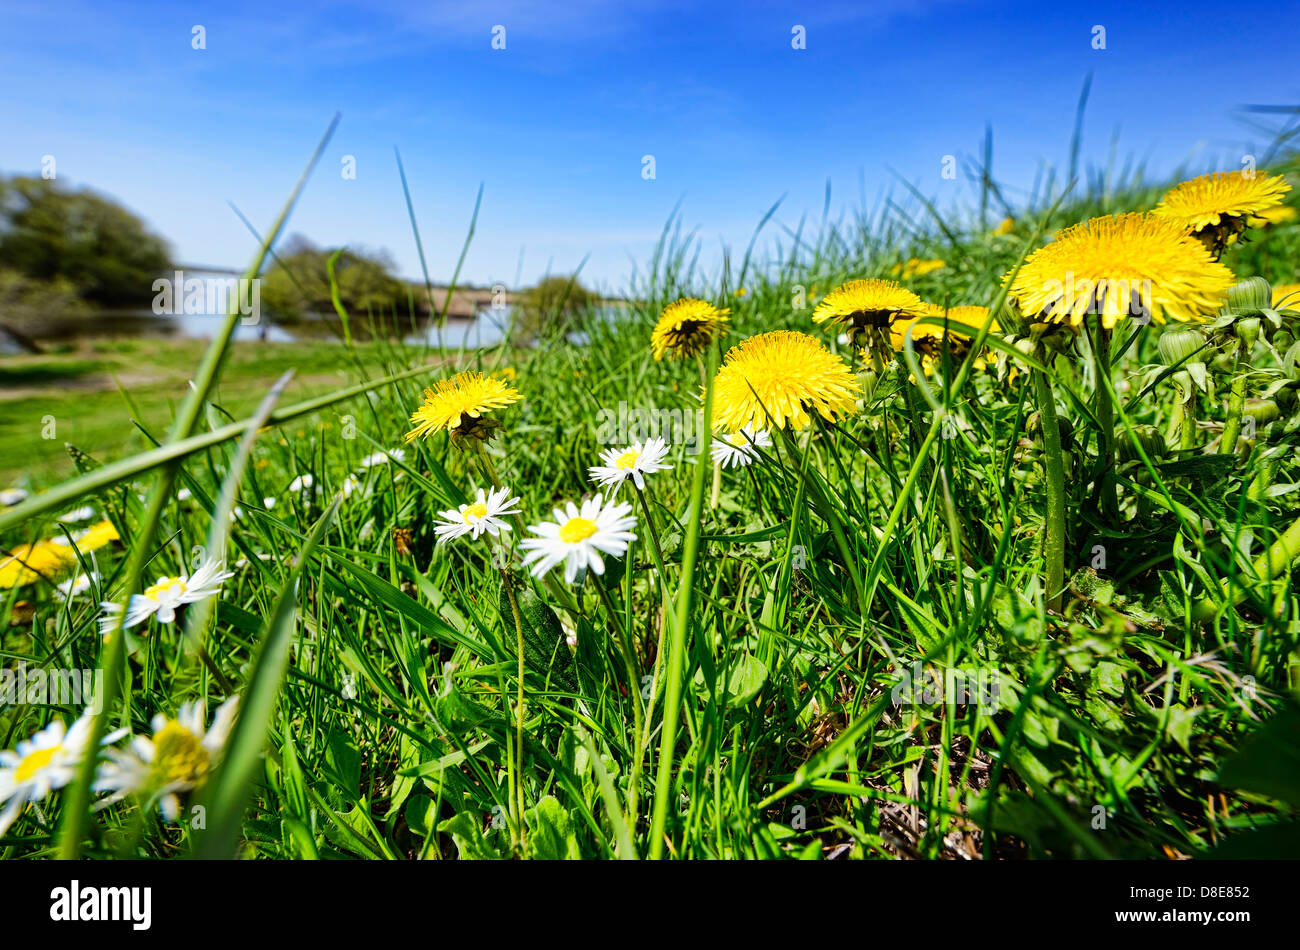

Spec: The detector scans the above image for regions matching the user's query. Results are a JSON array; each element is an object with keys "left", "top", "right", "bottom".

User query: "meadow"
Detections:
[{"left": 2, "top": 128, "right": 1299, "bottom": 860}]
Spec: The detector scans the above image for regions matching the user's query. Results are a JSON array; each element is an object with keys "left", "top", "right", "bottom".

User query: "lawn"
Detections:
[{"left": 0, "top": 338, "right": 410, "bottom": 485}]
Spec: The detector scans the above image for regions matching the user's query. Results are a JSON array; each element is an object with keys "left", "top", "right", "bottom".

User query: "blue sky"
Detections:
[{"left": 2, "top": 0, "right": 1298, "bottom": 294}]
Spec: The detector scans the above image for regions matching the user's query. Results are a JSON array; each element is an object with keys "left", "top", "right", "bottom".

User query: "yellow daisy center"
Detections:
[
  {"left": 726, "top": 432, "right": 750, "bottom": 447},
  {"left": 462, "top": 502, "right": 488, "bottom": 523},
  {"left": 559, "top": 517, "right": 598, "bottom": 543},
  {"left": 615, "top": 450, "right": 640, "bottom": 470},
  {"left": 144, "top": 576, "right": 186, "bottom": 601},
  {"left": 150, "top": 721, "right": 210, "bottom": 788},
  {"left": 15, "top": 745, "right": 58, "bottom": 783}
]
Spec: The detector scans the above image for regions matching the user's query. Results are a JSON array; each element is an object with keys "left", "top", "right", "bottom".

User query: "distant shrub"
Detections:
[
  {"left": 0, "top": 176, "right": 171, "bottom": 306},
  {"left": 512, "top": 274, "right": 596, "bottom": 341},
  {"left": 260, "top": 235, "right": 412, "bottom": 324}
]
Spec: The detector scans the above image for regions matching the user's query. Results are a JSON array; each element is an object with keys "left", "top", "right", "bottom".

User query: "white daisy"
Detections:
[
  {"left": 95, "top": 698, "right": 238, "bottom": 822},
  {"left": 0, "top": 488, "right": 29, "bottom": 507},
  {"left": 588, "top": 437, "right": 672, "bottom": 492},
  {"left": 520, "top": 496, "right": 637, "bottom": 583},
  {"left": 288, "top": 474, "right": 315, "bottom": 493},
  {"left": 340, "top": 474, "right": 362, "bottom": 498},
  {"left": 98, "top": 557, "right": 233, "bottom": 635},
  {"left": 262, "top": 497, "right": 276, "bottom": 509},
  {"left": 434, "top": 486, "right": 520, "bottom": 543},
  {"left": 57, "top": 505, "right": 96, "bottom": 523},
  {"left": 176, "top": 488, "right": 193, "bottom": 503},
  {"left": 57, "top": 570, "right": 99, "bottom": 600},
  {"left": 360, "top": 449, "right": 405, "bottom": 468},
  {"left": 710, "top": 427, "right": 772, "bottom": 469},
  {"left": 0, "top": 713, "right": 126, "bottom": 838},
  {"left": 49, "top": 528, "right": 84, "bottom": 547}
]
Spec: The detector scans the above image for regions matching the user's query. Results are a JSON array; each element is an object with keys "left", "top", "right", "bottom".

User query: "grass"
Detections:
[
  {"left": 0, "top": 339, "right": 409, "bottom": 485},
  {"left": 2, "top": 129, "right": 1300, "bottom": 860}
]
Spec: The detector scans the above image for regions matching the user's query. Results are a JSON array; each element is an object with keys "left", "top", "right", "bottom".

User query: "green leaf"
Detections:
[
  {"left": 437, "top": 813, "right": 503, "bottom": 860},
  {"left": 693, "top": 652, "right": 768, "bottom": 708},
  {"left": 498, "top": 582, "right": 577, "bottom": 691},
  {"left": 324, "top": 732, "right": 362, "bottom": 805},
  {"left": 525, "top": 795, "right": 581, "bottom": 860}
]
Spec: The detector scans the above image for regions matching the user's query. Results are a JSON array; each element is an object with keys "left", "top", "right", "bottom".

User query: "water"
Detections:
[
  {"left": 20, "top": 309, "right": 298, "bottom": 343},
  {"left": 20, "top": 308, "right": 508, "bottom": 347},
  {"left": 12, "top": 262, "right": 511, "bottom": 348},
  {"left": 8, "top": 269, "right": 618, "bottom": 349}
]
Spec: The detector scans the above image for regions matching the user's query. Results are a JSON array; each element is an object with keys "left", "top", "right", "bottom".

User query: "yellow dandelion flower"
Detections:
[
  {"left": 0, "top": 541, "right": 76, "bottom": 589},
  {"left": 491, "top": 366, "right": 517, "bottom": 380},
  {"left": 650, "top": 298, "right": 731, "bottom": 361},
  {"left": 75, "top": 520, "right": 120, "bottom": 553},
  {"left": 812, "top": 279, "right": 925, "bottom": 335},
  {"left": 994, "top": 217, "right": 1016, "bottom": 236},
  {"left": 710, "top": 330, "right": 861, "bottom": 433},
  {"left": 1154, "top": 170, "right": 1291, "bottom": 232},
  {"left": 890, "top": 258, "right": 946, "bottom": 278},
  {"left": 735, "top": 287, "right": 747, "bottom": 297},
  {"left": 1253, "top": 205, "right": 1297, "bottom": 226},
  {"left": 891, "top": 304, "right": 998, "bottom": 374},
  {"left": 1007, "top": 212, "right": 1234, "bottom": 328},
  {"left": 405, "top": 371, "right": 522, "bottom": 443},
  {"left": 1273, "top": 283, "right": 1300, "bottom": 309}
]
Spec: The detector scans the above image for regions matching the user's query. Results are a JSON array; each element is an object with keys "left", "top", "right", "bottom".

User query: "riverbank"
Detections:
[{"left": 0, "top": 338, "right": 428, "bottom": 484}]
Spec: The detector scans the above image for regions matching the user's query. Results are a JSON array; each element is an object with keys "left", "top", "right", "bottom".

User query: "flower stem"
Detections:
[
  {"left": 591, "top": 574, "right": 645, "bottom": 816},
  {"left": 635, "top": 485, "right": 668, "bottom": 578},
  {"left": 499, "top": 567, "right": 528, "bottom": 856},
  {"left": 1091, "top": 320, "right": 1118, "bottom": 517},
  {"left": 629, "top": 486, "right": 670, "bottom": 821},
  {"left": 474, "top": 441, "right": 527, "bottom": 853},
  {"left": 634, "top": 484, "right": 673, "bottom": 763},
  {"left": 1220, "top": 344, "right": 1247, "bottom": 456},
  {"left": 649, "top": 347, "right": 715, "bottom": 858},
  {"left": 1178, "top": 385, "right": 1198, "bottom": 452},
  {"left": 1034, "top": 360, "right": 1067, "bottom": 611}
]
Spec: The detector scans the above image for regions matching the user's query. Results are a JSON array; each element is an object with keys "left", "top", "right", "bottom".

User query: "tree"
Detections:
[
  {"left": 512, "top": 274, "right": 596, "bottom": 341},
  {"left": 0, "top": 176, "right": 171, "bottom": 306},
  {"left": 259, "top": 236, "right": 411, "bottom": 324}
]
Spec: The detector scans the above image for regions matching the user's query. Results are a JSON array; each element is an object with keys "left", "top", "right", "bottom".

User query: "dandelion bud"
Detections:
[
  {"left": 1235, "top": 316, "right": 1261, "bottom": 350},
  {"left": 1027, "top": 410, "right": 1073, "bottom": 450},
  {"left": 1224, "top": 276, "right": 1272, "bottom": 315},
  {"left": 1117, "top": 425, "right": 1165, "bottom": 463},
  {"left": 1244, "top": 399, "right": 1280, "bottom": 424},
  {"left": 1157, "top": 325, "right": 1206, "bottom": 366},
  {"left": 448, "top": 414, "right": 503, "bottom": 446}
]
